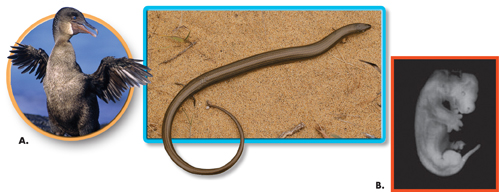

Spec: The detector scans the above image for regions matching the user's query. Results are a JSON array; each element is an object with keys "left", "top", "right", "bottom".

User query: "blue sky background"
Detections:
[{"left": 10, "top": 18, "right": 130, "bottom": 125}]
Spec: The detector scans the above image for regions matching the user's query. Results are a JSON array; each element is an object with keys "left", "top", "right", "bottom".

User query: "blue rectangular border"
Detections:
[{"left": 143, "top": 6, "right": 386, "bottom": 144}]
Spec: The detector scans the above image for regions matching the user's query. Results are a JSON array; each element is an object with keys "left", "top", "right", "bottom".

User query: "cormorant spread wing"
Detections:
[
  {"left": 8, "top": 43, "right": 48, "bottom": 83},
  {"left": 90, "top": 56, "right": 152, "bottom": 103}
]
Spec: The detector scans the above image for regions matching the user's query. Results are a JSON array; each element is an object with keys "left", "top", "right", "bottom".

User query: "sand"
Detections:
[{"left": 146, "top": 11, "right": 382, "bottom": 139}]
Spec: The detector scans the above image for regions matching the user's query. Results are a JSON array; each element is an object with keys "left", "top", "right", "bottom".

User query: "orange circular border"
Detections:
[{"left": 6, "top": 13, "right": 135, "bottom": 141}]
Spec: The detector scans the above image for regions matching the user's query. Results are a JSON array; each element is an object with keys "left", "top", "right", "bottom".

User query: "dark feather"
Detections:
[
  {"left": 8, "top": 43, "right": 48, "bottom": 83},
  {"left": 90, "top": 56, "right": 152, "bottom": 103}
]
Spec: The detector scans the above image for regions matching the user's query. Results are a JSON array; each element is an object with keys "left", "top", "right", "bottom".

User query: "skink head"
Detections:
[{"left": 356, "top": 23, "right": 371, "bottom": 32}]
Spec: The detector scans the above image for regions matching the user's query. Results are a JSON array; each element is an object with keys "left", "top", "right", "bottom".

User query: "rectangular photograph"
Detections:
[
  {"left": 144, "top": 6, "right": 386, "bottom": 143},
  {"left": 391, "top": 56, "right": 498, "bottom": 191}
]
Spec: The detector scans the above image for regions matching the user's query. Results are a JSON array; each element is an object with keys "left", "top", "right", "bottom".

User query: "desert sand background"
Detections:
[{"left": 146, "top": 11, "right": 382, "bottom": 139}]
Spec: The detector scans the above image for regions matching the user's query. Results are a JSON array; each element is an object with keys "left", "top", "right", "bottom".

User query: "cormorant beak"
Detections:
[{"left": 72, "top": 20, "right": 98, "bottom": 37}]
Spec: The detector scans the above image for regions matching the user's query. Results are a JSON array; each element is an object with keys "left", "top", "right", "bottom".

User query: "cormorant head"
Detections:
[{"left": 52, "top": 7, "right": 98, "bottom": 41}]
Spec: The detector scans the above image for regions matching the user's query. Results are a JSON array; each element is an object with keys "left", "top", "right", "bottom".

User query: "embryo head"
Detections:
[{"left": 449, "top": 73, "right": 478, "bottom": 114}]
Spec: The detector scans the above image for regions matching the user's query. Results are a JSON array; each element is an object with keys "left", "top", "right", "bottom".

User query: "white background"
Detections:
[{"left": 1, "top": 1, "right": 498, "bottom": 191}]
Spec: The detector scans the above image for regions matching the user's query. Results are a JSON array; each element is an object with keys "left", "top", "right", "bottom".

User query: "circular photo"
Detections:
[{"left": 7, "top": 7, "right": 151, "bottom": 141}]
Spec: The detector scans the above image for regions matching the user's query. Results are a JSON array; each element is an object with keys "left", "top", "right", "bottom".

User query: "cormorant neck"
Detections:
[
  {"left": 51, "top": 35, "right": 77, "bottom": 68},
  {"left": 53, "top": 30, "right": 73, "bottom": 44}
]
